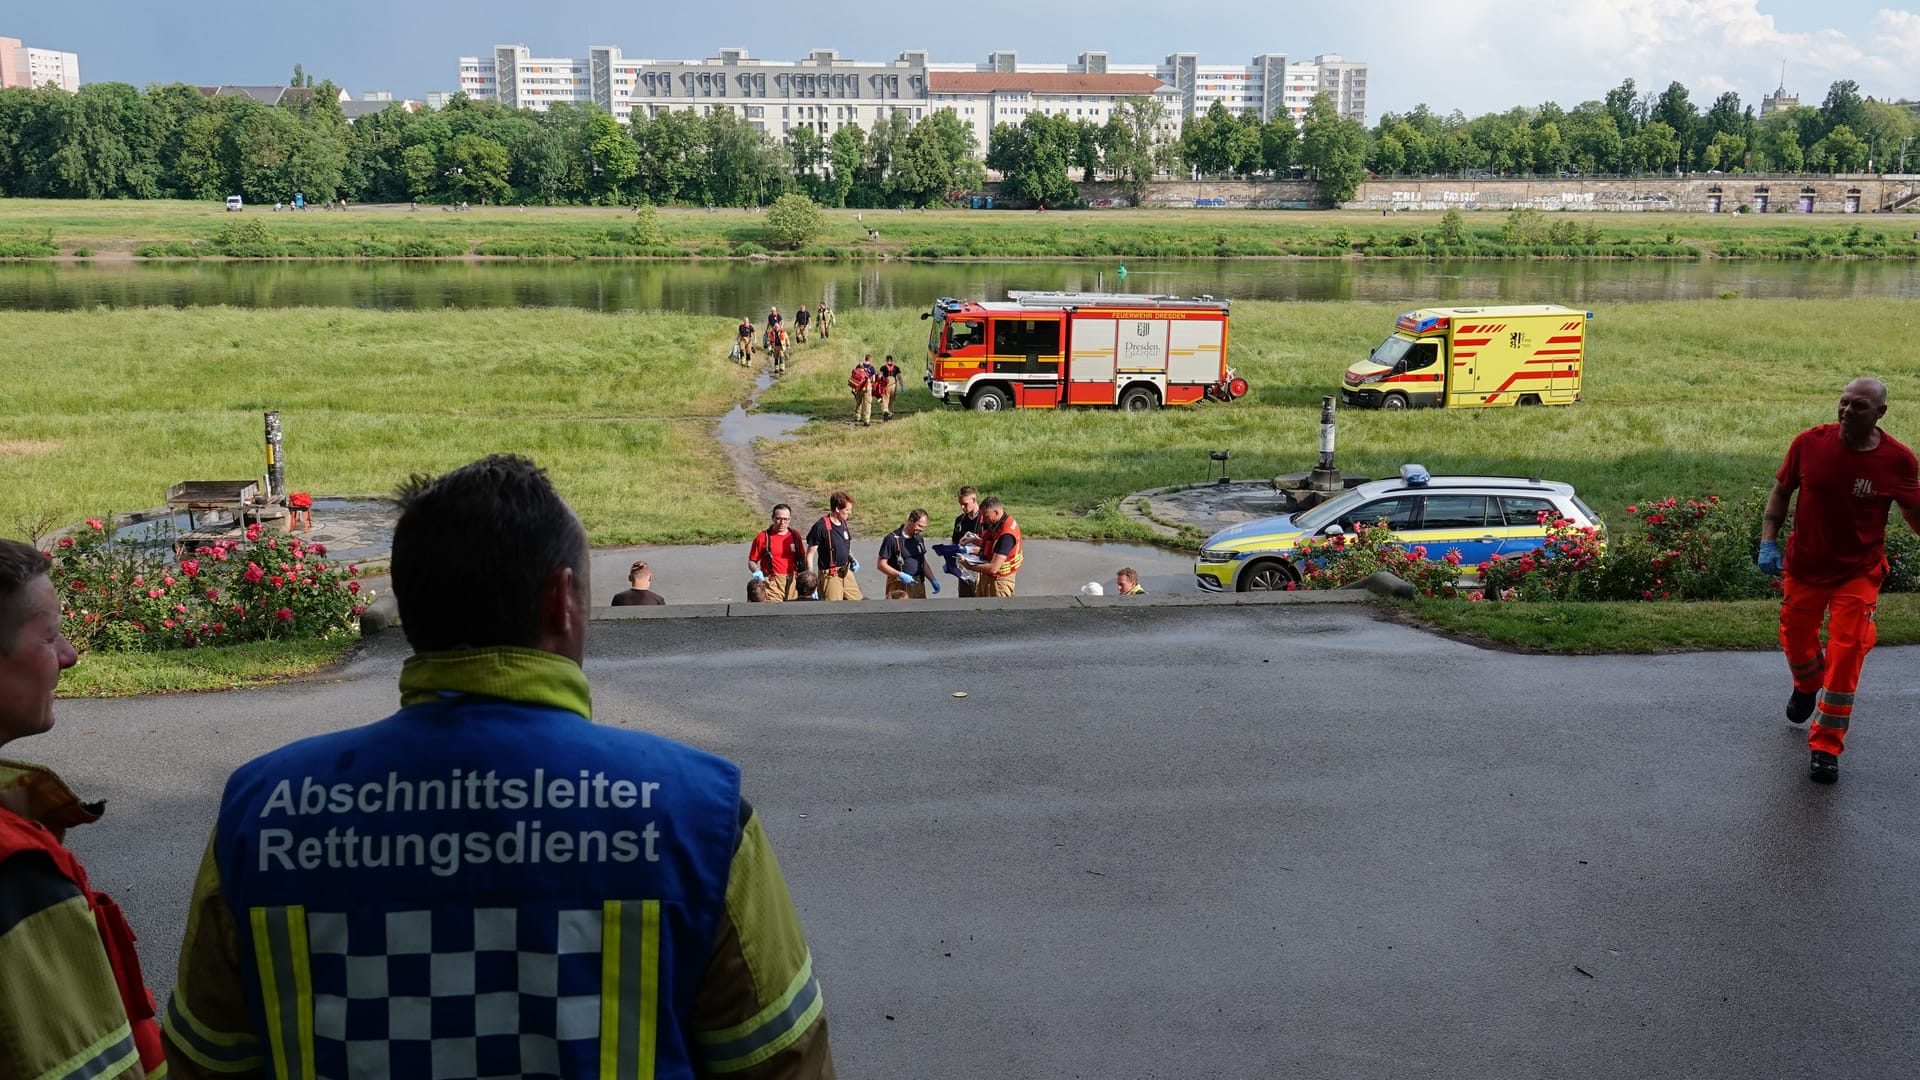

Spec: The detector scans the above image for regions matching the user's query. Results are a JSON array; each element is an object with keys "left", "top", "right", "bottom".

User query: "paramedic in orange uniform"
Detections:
[{"left": 1760, "top": 377, "right": 1920, "bottom": 784}]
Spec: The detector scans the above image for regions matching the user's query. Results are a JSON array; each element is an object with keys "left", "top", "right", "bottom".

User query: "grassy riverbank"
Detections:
[
  {"left": 757, "top": 297, "right": 1919, "bottom": 540},
  {"left": 0, "top": 307, "right": 759, "bottom": 544},
  {"left": 1402, "top": 593, "right": 1920, "bottom": 652},
  {"left": 2, "top": 199, "right": 1917, "bottom": 261}
]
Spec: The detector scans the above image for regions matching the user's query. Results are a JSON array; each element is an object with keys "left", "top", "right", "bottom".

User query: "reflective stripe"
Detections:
[
  {"left": 696, "top": 953, "right": 824, "bottom": 1073},
  {"left": 28, "top": 1023, "right": 136, "bottom": 1080},
  {"left": 1789, "top": 657, "right": 1824, "bottom": 676},
  {"left": 250, "top": 906, "right": 315, "bottom": 1080},
  {"left": 163, "top": 988, "right": 265, "bottom": 1073},
  {"left": 1818, "top": 690, "right": 1856, "bottom": 708},
  {"left": 599, "top": 899, "right": 661, "bottom": 1080}
]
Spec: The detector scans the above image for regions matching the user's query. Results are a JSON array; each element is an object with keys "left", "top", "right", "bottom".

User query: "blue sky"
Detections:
[{"left": 11, "top": 1, "right": 1917, "bottom": 118}]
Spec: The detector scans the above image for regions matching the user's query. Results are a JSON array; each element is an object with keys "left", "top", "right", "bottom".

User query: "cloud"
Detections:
[{"left": 1368, "top": 0, "right": 1916, "bottom": 114}]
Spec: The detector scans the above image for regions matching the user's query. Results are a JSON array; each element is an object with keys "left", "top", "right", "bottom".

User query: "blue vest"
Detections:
[{"left": 213, "top": 698, "right": 742, "bottom": 1080}]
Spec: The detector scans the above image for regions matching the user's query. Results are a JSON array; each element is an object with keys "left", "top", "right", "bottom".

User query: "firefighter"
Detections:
[
  {"left": 0, "top": 538, "right": 167, "bottom": 1080},
  {"left": 963, "top": 495, "right": 1023, "bottom": 597},
  {"left": 807, "top": 490, "right": 862, "bottom": 601},
  {"left": 1760, "top": 377, "right": 1920, "bottom": 784},
  {"left": 951, "top": 486, "right": 983, "bottom": 598},
  {"left": 816, "top": 299, "right": 833, "bottom": 340},
  {"left": 734, "top": 315, "right": 755, "bottom": 365},
  {"left": 161, "top": 456, "right": 834, "bottom": 1078},
  {"left": 794, "top": 304, "right": 811, "bottom": 344},
  {"left": 848, "top": 355, "right": 876, "bottom": 427},
  {"left": 1115, "top": 567, "right": 1147, "bottom": 596}
]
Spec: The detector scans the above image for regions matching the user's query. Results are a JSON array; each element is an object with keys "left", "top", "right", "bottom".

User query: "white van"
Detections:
[{"left": 225, "top": 195, "right": 244, "bottom": 211}]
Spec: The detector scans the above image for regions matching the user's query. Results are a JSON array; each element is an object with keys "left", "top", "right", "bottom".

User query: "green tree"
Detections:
[
  {"left": 1603, "top": 79, "right": 1642, "bottom": 138},
  {"left": 1809, "top": 123, "right": 1870, "bottom": 172},
  {"left": 443, "top": 133, "right": 511, "bottom": 203},
  {"left": 1650, "top": 82, "right": 1698, "bottom": 167},
  {"left": 826, "top": 124, "right": 864, "bottom": 207},
  {"left": 1261, "top": 116, "right": 1298, "bottom": 173},
  {"left": 1816, "top": 80, "right": 1867, "bottom": 144},
  {"left": 584, "top": 107, "right": 640, "bottom": 201},
  {"left": 1182, "top": 100, "right": 1240, "bottom": 176},
  {"left": 1103, "top": 95, "right": 1170, "bottom": 206},
  {"left": 764, "top": 192, "right": 824, "bottom": 248},
  {"left": 1298, "top": 93, "right": 1369, "bottom": 202},
  {"left": 988, "top": 113, "right": 1079, "bottom": 207},
  {"left": 1630, "top": 120, "right": 1682, "bottom": 174}
]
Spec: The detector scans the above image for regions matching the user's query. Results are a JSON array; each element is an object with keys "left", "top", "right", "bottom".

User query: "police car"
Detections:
[{"left": 1193, "top": 466, "right": 1604, "bottom": 591}]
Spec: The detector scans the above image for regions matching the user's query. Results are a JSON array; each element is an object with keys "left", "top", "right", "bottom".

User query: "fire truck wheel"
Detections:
[
  {"left": 1118, "top": 385, "right": 1159, "bottom": 412},
  {"left": 1382, "top": 392, "right": 1410, "bottom": 411},
  {"left": 1228, "top": 377, "right": 1249, "bottom": 399},
  {"left": 968, "top": 385, "right": 1011, "bottom": 412},
  {"left": 1238, "top": 559, "right": 1299, "bottom": 592}
]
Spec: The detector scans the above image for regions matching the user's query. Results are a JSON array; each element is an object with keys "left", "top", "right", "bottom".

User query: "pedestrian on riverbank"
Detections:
[
  {"left": 877, "top": 354, "right": 903, "bottom": 420},
  {"left": 1760, "top": 377, "right": 1920, "bottom": 784},
  {"left": 748, "top": 503, "right": 808, "bottom": 602},
  {"left": 951, "top": 486, "right": 983, "bottom": 598},
  {"left": 0, "top": 539, "right": 168, "bottom": 1080},
  {"left": 764, "top": 305, "right": 783, "bottom": 350},
  {"left": 611, "top": 560, "right": 666, "bottom": 606},
  {"left": 849, "top": 356, "right": 877, "bottom": 427},
  {"left": 808, "top": 491, "right": 862, "bottom": 600},
  {"left": 795, "top": 304, "right": 811, "bottom": 344},
  {"left": 817, "top": 299, "right": 833, "bottom": 340},
  {"left": 878, "top": 509, "right": 932, "bottom": 599},
  {"left": 161, "top": 455, "right": 834, "bottom": 1076},
  {"left": 734, "top": 315, "right": 755, "bottom": 364}
]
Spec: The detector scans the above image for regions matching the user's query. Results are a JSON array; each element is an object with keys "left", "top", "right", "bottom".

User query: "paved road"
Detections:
[{"left": 39, "top": 606, "right": 1920, "bottom": 1078}]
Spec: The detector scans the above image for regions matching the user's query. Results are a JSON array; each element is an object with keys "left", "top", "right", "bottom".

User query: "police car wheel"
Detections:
[
  {"left": 1238, "top": 559, "right": 1298, "bottom": 591},
  {"left": 1383, "top": 392, "right": 1409, "bottom": 411}
]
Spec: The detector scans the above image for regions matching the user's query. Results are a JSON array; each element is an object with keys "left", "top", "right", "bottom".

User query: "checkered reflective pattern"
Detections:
[{"left": 306, "top": 906, "right": 604, "bottom": 1080}]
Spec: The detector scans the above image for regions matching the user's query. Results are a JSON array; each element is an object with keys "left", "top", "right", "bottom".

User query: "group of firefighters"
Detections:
[
  {"left": 734, "top": 301, "right": 833, "bottom": 374},
  {"left": 746, "top": 486, "right": 1023, "bottom": 602}
]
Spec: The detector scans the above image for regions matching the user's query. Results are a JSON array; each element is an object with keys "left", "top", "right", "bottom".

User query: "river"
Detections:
[{"left": 2, "top": 258, "right": 1916, "bottom": 312}]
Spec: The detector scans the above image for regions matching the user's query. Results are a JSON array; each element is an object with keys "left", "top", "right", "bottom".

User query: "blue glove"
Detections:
[
  {"left": 930, "top": 577, "right": 942, "bottom": 594},
  {"left": 897, "top": 573, "right": 915, "bottom": 585},
  {"left": 749, "top": 569, "right": 765, "bottom": 582},
  {"left": 850, "top": 559, "right": 861, "bottom": 573},
  {"left": 1757, "top": 540, "right": 1784, "bottom": 575}
]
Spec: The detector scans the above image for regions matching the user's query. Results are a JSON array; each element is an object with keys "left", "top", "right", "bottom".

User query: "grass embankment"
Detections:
[
  {"left": 1402, "top": 593, "right": 1920, "bottom": 652},
  {"left": 0, "top": 307, "right": 759, "bottom": 545},
  {"left": 56, "top": 637, "right": 360, "bottom": 697},
  {"left": 1, "top": 200, "right": 1916, "bottom": 260}
]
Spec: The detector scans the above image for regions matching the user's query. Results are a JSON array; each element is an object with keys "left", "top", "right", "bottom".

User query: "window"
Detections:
[
  {"left": 1498, "top": 497, "right": 1557, "bottom": 528},
  {"left": 991, "top": 318, "right": 1060, "bottom": 356},
  {"left": 1401, "top": 342, "right": 1439, "bottom": 373},
  {"left": 1418, "top": 496, "right": 1492, "bottom": 531},
  {"left": 1337, "top": 497, "right": 1417, "bottom": 533},
  {"left": 945, "top": 319, "right": 983, "bottom": 351}
]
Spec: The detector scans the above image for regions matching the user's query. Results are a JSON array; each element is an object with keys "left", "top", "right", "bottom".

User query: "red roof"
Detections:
[{"left": 927, "top": 72, "right": 1165, "bottom": 95}]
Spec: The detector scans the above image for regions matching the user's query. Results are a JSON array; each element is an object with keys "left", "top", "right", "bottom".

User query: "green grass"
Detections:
[
  {"left": 1399, "top": 593, "right": 1920, "bottom": 653},
  {"left": 0, "top": 306, "right": 759, "bottom": 544},
  {"left": 55, "top": 637, "right": 361, "bottom": 697},
  {"left": 757, "top": 297, "right": 1920, "bottom": 540},
  {"left": 0, "top": 200, "right": 1915, "bottom": 261}
]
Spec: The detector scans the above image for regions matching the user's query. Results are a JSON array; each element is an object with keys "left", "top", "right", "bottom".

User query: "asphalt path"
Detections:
[{"left": 37, "top": 605, "right": 1920, "bottom": 1079}]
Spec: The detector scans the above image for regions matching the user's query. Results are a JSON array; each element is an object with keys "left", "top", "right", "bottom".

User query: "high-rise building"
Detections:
[
  {"left": 1309, "top": 54, "right": 1367, "bottom": 123},
  {"left": 0, "top": 35, "right": 80, "bottom": 92}
]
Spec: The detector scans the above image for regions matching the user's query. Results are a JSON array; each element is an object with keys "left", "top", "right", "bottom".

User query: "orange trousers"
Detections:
[{"left": 1779, "top": 563, "right": 1885, "bottom": 757}]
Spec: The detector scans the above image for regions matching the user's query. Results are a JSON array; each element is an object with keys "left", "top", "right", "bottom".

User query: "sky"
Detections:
[{"left": 10, "top": 1, "right": 1918, "bottom": 120}]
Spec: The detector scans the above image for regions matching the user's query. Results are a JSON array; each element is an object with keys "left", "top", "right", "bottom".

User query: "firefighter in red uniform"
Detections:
[
  {"left": 0, "top": 538, "right": 166, "bottom": 1080},
  {"left": 964, "top": 496, "right": 1024, "bottom": 597},
  {"left": 1760, "top": 377, "right": 1920, "bottom": 784}
]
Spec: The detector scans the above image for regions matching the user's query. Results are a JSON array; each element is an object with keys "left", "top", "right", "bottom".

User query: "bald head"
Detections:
[{"left": 1845, "top": 378, "right": 1887, "bottom": 406}]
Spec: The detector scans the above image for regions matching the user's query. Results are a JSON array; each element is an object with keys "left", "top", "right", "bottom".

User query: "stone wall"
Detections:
[
  {"left": 1342, "top": 175, "right": 1918, "bottom": 214},
  {"left": 984, "top": 175, "right": 1919, "bottom": 213}
]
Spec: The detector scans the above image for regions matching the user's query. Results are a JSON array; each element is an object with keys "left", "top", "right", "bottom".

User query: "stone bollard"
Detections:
[{"left": 359, "top": 593, "right": 400, "bottom": 636}]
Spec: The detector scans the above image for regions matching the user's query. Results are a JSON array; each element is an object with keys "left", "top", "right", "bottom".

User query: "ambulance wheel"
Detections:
[
  {"left": 1238, "top": 559, "right": 1299, "bottom": 592},
  {"left": 969, "top": 385, "right": 1011, "bottom": 412},
  {"left": 1516, "top": 394, "right": 1542, "bottom": 406},
  {"left": 1383, "top": 392, "right": 1409, "bottom": 411},
  {"left": 1119, "top": 385, "right": 1159, "bottom": 412}
]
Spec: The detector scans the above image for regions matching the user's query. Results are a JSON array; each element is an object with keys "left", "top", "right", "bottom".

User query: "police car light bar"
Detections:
[{"left": 1400, "top": 464, "right": 1431, "bottom": 485}]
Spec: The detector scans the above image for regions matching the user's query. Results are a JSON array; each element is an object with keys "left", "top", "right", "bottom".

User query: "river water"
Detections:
[{"left": 2, "top": 258, "right": 1916, "bottom": 312}]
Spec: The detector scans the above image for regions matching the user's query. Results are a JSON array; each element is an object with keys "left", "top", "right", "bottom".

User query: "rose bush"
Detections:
[
  {"left": 1288, "top": 521, "right": 1464, "bottom": 597},
  {"left": 1476, "top": 513, "right": 1608, "bottom": 602},
  {"left": 50, "top": 517, "right": 366, "bottom": 652}
]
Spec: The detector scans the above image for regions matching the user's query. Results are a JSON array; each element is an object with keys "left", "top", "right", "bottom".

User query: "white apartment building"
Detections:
[
  {"left": 933, "top": 50, "right": 1365, "bottom": 127},
  {"left": 459, "top": 45, "right": 932, "bottom": 138},
  {"left": 0, "top": 35, "right": 81, "bottom": 92},
  {"left": 1311, "top": 53, "right": 1368, "bottom": 123},
  {"left": 927, "top": 71, "right": 1179, "bottom": 151}
]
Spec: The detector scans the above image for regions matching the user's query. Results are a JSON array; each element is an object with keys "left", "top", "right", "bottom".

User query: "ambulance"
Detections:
[
  {"left": 1341, "top": 305, "right": 1591, "bottom": 410},
  {"left": 923, "top": 291, "right": 1246, "bottom": 411}
]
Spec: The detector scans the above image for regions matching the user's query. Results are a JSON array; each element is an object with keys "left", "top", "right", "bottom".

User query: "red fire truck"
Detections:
[{"left": 922, "top": 291, "right": 1246, "bottom": 411}]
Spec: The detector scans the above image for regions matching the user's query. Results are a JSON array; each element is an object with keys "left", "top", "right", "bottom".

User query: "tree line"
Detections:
[{"left": 0, "top": 73, "right": 1911, "bottom": 209}]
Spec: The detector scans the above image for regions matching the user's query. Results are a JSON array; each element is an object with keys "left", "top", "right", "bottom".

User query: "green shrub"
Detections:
[
  {"left": 1290, "top": 522, "right": 1464, "bottom": 598},
  {"left": 628, "top": 204, "right": 667, "bottom": 247},
  {"left": 214, "top": 218, "right": 280, "bottom": 257},
  {"left": 72, "top": 246, "right": 93, "bottom": 258},
  {"left": 764, "top": 193, "right": 825, "bottom": 250}
]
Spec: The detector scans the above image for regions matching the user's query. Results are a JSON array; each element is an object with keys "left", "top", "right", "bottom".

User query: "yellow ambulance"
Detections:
[{"left": 1341, "top": 305, "right": 1591, "bottom": 410}]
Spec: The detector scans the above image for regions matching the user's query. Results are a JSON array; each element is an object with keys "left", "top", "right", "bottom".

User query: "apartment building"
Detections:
[
  {"left": 926, "top": 70, "right": 1179, "bottom": 151},
  {"left": 460, "top": 45, "right": 931, "bottom": 137},
  {"left": 935, "top": 50, "right": 1365, "bottom": 127},
  {"left": 0, "top": 35, "right": 80, "bottom": 92}
]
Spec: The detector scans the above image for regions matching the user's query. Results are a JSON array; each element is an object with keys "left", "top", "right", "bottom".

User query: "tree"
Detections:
[
  {"left": 987, "top": 113, "right": 1079, "bottom": 207},
  {"left": 1261, "top": 117, "right": 1297, "bottom": 174},
  {"left": 1103, "top": 95, "right": 1169, "bottom": 206},
  {"left": 1809, "top": 124, "right": 1869, "bottom": 173},
  {"left": 584, "top": 107, "right": 639, "bottom": 201},
  {"left": 1603, "top": 79, "right": 1642, "bottom": 138},
  {"left": 1181, "top": 100, "right": 1240, "bottom": 176},
  {"left": 1298, "top": 94, "right": 1369, "bottom": 202},
  {"left": 1629, "top": 120, "right": 1681, "bottom": 174},
  {"left": 889, "top": 109, "right": 982, "bottom": 206},
  {"left": 443, "top": 133, "right": 511, "bottom": 203},
  {"left": 826, "top": 124, "right": 863, "bottom": 207},
  {"left": 764, "top": 192, "right": 824, "bottom": 249},
  {"left": 1816, "top": 80, "right": 1867, "bottom": 145},
  {"left": 1650, "top": 82, "right": 1698, "bottom": 167}
]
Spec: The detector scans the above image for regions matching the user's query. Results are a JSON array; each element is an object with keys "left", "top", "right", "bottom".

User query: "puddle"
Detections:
[{"left": 717, "top": 409, "right": 809, "bottom": 446}]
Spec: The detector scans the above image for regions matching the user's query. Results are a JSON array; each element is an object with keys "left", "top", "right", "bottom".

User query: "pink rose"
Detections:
[
  {"left": 180, "top": 560, "right": 200, "bottom": 577},
  {"left": 244, "top": 563, "right": 266, "bottom": 584},
  {"left": 87, "top": 518, "right": 104, "bottom": 530}
]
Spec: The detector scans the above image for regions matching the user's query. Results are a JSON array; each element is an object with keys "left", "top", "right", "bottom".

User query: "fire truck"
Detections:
[{"left": 922, "top": 291, "right": 1246, "bottom": 412}]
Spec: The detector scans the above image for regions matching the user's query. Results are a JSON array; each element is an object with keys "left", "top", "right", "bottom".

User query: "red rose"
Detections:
[
  {"left": 314, "top": 544, "right": 328, "bottom": 555},
  {"left": 246, "top": 524, "right": 262, "bottom": 541},
  {"left": 244, "top": 562, "right": 266, "bottom": 584},
  {"left": 347, "top": 581, "right": 361, "bottom": 595},
  {"left": 57, "top": 536, "right": 74, "bottom": 548},
  {"left": 162, "top": 619, "right": 175, "bottom": 629},
  {"left": 87, "top": 518, "right": 104, "bottom": 530},
  {"left": 70, "top": 579, "right": 86, "bottom": 591},
  {"left": 205, "top": 588, "right": 219, "bottom": 601},
  {"left": 275, "top": 607, "right": 294, "bottom": 622},
  {"left": 180, "top": 560, "right": 200, "bottom": 577},
  {"left": 271, "top": 576, "right": 285, "bottom": 588}
]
